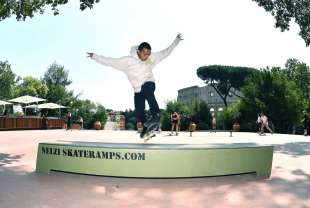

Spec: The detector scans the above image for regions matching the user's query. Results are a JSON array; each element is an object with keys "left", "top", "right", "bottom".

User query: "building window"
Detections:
[{"left": 210, "top": 92, "right": 214, "bottom": 97}]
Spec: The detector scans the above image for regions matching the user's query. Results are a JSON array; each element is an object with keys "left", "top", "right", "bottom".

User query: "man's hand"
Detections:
[
  {"left": 86, "top": 52, "right": 94, "bottom": 58},
  {"left": 176, "top": 33, "right": 183, "bottom": 40}
]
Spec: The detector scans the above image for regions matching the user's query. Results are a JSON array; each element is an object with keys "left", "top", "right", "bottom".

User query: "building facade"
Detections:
[{"left": 177, "top": 85, "right": 240, "bottom": 111}]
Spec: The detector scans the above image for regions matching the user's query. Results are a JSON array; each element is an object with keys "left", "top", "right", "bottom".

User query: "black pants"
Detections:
[{"left": 134, "top": 82, "right": 160, "bottom": 123}]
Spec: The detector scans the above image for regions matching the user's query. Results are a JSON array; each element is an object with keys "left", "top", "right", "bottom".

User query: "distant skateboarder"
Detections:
[
  {"left": 259, "top": 112, "right": 273, "bottom": 135},
  {"left": 87, "top": 33, "right": 183, "bottom": 140}
]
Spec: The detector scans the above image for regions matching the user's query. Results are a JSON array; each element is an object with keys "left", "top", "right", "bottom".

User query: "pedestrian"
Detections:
[
  {"left": 303, "top": 110, "right": 309, "bottom": 136},
  {"left": 170, "top": 111, "right": 180, "bottom": 136},
  {"left": 66, "top": 111, "right": 72, "bottom": 130}
]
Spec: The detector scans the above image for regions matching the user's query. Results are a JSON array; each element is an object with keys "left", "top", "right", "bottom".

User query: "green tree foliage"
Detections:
[
  {"left": 253, "top": 0, "right": 310, "bottom": 46},
  {"left": 240, "top": 68, "right": 304, "bottom": 133},
  {"left": 163, "top": 100, "right": 190, "bottom": 131},
  {"left": 220, "top": 101, "right": 241, "bottom": 130},
  {"left": 0, "top": 61, "right": 18, "bottom": 100},
  {"left": 14, "top": 76, "right": 48, "bottom": 98},
  {"left": 282, "top": 58, "right": 310, "bottom": 101},
  {"left": 189, "top": 100, "right": 212, "bottom": 130},
  {"left": 122, "top": 109, "right": 136, "bottom": 130},
  {"left": 42, "top": 62, "right": 77, "bottom": 106},
  {"left": 197, "top": 65, "right": 255, "bottom": 107},
  {"left": 0, "top": 0, "right": 100, "bottom": 21},
  {"left": 91, "top": 104, "right": 108, "bottom": 128},
  {"left": 71, "top": 99, "right": 107, "bottom": 129},
  {"left": 161, "top": 100, "right": 212, "bottom": 131}
]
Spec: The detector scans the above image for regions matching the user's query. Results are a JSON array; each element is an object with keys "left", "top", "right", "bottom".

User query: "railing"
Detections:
[{"left": 0, "top": 116, "right": 64, "bottom": 130}]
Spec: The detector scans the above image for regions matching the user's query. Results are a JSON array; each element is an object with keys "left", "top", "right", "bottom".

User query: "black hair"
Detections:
[{"left": 138, "top": 42, "right": 151, "bottom": 51}]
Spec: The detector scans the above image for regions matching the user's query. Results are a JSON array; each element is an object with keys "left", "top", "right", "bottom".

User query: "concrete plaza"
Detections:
[{"left": 0, "top": 130, "right": 310, "bottom": 208}]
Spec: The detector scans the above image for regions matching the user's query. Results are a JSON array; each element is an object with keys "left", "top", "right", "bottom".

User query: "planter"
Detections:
[
  {"left": 94, "top": 121, "right": 102, "bottom": 130},
  {"left": 233, "top": 123, "right": 240, "bottom": 132},
  {"left": 137, "top": 122, "right": 143, "bottom": 133},
  {"left": 189, "top": 122, "right": 197, "bottom": 132}
]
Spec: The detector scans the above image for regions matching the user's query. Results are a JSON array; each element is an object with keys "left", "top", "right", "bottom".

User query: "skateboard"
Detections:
[
  {"left": 143, "top": 133, "right": 156, "bottom": 142},
  {"left": 140, "top": 121, "right": 160, "bottom": 142}
]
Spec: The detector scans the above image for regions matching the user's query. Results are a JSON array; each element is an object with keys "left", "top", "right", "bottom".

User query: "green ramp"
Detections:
[{"left": 36, "top": 142, "right": 273, "bottom": 178}]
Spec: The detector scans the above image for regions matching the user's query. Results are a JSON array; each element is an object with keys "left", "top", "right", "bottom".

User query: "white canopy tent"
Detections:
[
  {"left": 24, "top": 102, "right": 67, "bottom": 118},
  {"left": 8, "top": 95, "right": 46, "bottom": 104}
]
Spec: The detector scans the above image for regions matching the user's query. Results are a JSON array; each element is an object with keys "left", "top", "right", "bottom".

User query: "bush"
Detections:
[{"left": 126, "top": 122, "right": 135, "bottom": 130}]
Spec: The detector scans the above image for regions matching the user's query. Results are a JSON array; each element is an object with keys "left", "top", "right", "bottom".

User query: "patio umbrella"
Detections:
[
  {"left": 9, "top": 95, "right": 46, "bottom": 116},
  {"left": 0, "top": 100, "right": 12, "bottom": 115},
  {"left": 0, "top": 100, "right": 12, "bottom": 105},
  {"left": 8, "top": 95, "right": 46, "bottom": 104},
  {"left": 23, "top": 104, "right": 38, "bottom": 108},
  {"left": 37, "top": 103, "right": 66, "bottom": 109},
  {"left": 37, "top": 103, "right": 67, "bottom": 118},
  {"left": 23, "top": 103, "right": 66, "bottom": 116}
]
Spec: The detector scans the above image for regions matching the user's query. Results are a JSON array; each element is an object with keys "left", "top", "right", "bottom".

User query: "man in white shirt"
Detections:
[{"left": 87, "top": 33, "right": 183, "bottom": 137}]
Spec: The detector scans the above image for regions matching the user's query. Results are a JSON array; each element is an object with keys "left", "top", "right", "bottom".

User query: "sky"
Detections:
[{"left": 0, "top": 0, "right": 309, "bottom": 111}]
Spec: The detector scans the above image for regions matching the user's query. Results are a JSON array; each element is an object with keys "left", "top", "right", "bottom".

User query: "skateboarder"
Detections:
[
  {"left": 259, "top": 112, "right": 273, "bottom": 135},
  {"left": 87, "top": 33, "right": 183, "bottom": 139}
]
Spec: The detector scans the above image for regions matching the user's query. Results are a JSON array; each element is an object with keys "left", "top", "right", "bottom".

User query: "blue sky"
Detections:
[{"left": 1, "top": 0, "right": 309, "bottom": 110}]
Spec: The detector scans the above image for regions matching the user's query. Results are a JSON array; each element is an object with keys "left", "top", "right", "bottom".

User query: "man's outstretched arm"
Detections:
[
  {"left": 87, "top": 52, "right": 127, "bottom": 71},
  {"left": 153, "top": 33, "right": 183, "bottom": 64}
]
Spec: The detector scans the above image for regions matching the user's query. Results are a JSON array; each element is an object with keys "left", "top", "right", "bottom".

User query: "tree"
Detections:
[
  {"left": 0, "top": 0, "right": 100, "bottom": 21},
  {"left": 189, "top": 100, "right": 212, "bottom": 130},
  {"left": 162, "top": 100, "right": 212, "bottom": 131},
  {"left": 240, "top": 68, "right": 304, "bottom": 133},
  {"left": 197, "top": 65, "right": 255, "bottom": 107},
  {"left": 42, "top": 62, "right": 78, "bottom": 106},
  {"left": 282, "top": 58, "right": 310, "bottom": 100},
  {"left": 71, "top": 99, "right": 108, "bottom": 129},
  {"left": 14, "top": 76, "right": 48, "bottom": 98},
  {"left": 91, "top": 104, "right": 108, "bottom": 128},
  {"left": 253, "top": 0, "right": 310, "bottom": 46},
  {"left": 122, "top": 109, "right": 136, "bottom": 130},
  {"left": 161, "top": 100, "right": 190, "bottom": 131},
  {"left": 0, "top": 61, "right": 18, "bottom": 100},
  {"left": 221, "top": 101, "right": 241, "bottom": 130}
]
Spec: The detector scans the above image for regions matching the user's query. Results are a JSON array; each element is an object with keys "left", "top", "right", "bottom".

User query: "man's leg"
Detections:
[
  {"left": 171, "top": 123, "right": 175, "bottom": 135},
  {"left": 141, "top": 82, "right": 160, "bottom": 118},
  {"left": 176, "top": 122, "right": 180, "bottom": 135},
  {"left": 260, "top": 123, "right": 265, "bottom": 135},
  {"left": 134, "top": 92, "right": 146, "bottom": 125},
  {"left": 139, "top": 82, "right": 160, "bottom": 138},
  {"left": 266, "top": 125, "right": 273, "bottom": 133}
]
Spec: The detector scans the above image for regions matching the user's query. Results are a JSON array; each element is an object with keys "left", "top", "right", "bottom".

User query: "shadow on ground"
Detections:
[
  {"left": 274, "top": 142, "right": 310, "bottom": 156},
  {"left": 0, "top": 153, "right": 23, "bottom": 167}
]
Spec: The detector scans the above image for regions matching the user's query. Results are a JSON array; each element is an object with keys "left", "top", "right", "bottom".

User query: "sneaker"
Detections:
[{"left": 140, "top": 126, "right": 147, "bottom": 138}]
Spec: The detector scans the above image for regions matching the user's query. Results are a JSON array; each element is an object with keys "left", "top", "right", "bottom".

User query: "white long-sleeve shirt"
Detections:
[{"left": 91, "top": 37, "right": 181, "bottom": 93}]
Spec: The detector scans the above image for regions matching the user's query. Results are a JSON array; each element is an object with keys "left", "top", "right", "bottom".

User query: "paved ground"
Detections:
[{"left": 0, "top": 130, "right": 310, "bottom": 208}]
